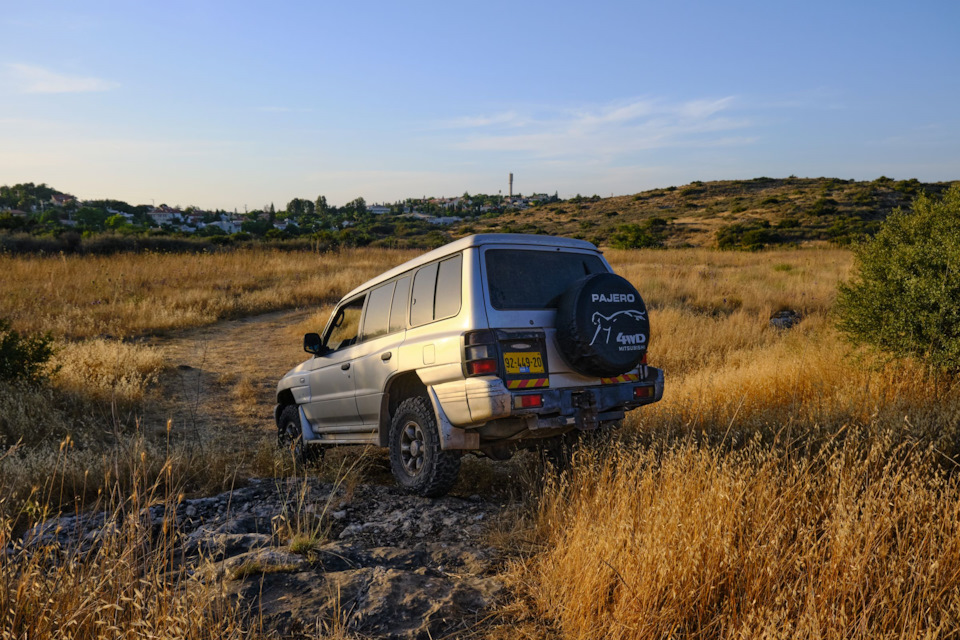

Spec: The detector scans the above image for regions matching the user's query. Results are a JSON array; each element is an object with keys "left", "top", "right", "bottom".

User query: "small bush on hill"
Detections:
[
  {"left": 716, "top": 221, "right": 775, "bottom": 250},
  {"left": 809, "top": 197, "right": 838, "bottom": 216},
  {"left": 837, "top": 187, "right": 960, "bottom": 373},
  {"left": 608, "top": 220, "right": 667, "bottom": 249}
]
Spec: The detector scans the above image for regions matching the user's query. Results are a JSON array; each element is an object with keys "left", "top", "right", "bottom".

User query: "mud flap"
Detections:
[
  {"left": 298, "top": 406, "right": 319, "bottom": 441},
  {"left": 427, "top": 387, "right": 480, "bottom": 450}
]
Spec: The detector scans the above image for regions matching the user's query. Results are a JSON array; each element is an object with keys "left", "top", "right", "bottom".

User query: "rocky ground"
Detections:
[{"left": 23, "top": 477, "right": 510, "bottom": 639}]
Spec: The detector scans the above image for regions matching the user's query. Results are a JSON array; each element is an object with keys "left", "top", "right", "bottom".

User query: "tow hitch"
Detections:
[{"left": 572, "top": 389, "right": 600, "bottom": 430}]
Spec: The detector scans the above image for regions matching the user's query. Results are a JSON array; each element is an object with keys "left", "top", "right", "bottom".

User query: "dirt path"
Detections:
[
  {"left": 128, "top": 309, "right": 520, "bottom": 638},
  {"left": 144, "top": 307, "right": 314, "bottom": 445}
]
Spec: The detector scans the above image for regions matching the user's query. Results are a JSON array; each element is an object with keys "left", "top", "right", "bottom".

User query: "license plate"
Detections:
[{"left": 503, "top": 352, "right": 544, "bottom": 374}]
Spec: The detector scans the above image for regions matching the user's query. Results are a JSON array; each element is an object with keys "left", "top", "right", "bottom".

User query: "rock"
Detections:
[
  {"left": 25, "top": 475, "right": 505, "bottom": 639},
  {"left": 223, "top": 548, "right": 308, "bottom": 577},
  {"left": 770, "top": 309, "right": 802, "bottom": 329}
]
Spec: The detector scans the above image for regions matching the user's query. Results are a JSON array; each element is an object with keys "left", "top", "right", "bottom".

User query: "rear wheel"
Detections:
[
  {"left": 389, "top": 396, "right": 461, "bottom": 497},
  {"left": 277, "top": 405, "right": 323, "bottom": 467}
]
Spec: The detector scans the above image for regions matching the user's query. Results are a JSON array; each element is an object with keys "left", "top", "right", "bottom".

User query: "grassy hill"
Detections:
[{"left": 456, "top": 176, "right": 958, "bottom": 249}]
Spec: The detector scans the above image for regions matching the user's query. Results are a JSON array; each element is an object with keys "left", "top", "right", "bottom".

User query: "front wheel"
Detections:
[
  {"left": 389, "top": 396, "right": 461, "bottom": 497},
  {"left": 277, "top": 405, "right": 323, "bottom": 468}
]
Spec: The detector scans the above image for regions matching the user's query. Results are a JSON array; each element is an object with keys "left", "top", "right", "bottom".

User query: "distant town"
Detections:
[{"left": 0, "top": 181, "right": 560, "bottom": 238}]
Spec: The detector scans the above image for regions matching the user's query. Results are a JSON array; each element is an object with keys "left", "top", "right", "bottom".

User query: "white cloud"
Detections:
[
  {"left": 443, "top": 96, "right": 752, "bottom": 161},
  {"left": 6, "top": 63, "right": 118, "bottom": 94}
]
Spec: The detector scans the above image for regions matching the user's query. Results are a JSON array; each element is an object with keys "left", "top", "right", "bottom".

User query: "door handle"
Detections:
[
  {"left": 341, "top": 362, "right": 350, "bottom": 371},
  {"left": 380, "top": 352, "right": 392, "bottom": 361}
]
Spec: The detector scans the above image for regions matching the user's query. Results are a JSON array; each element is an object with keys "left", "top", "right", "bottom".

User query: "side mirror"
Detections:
[{"left": 303, "top": 333, "right": 326, "bottom": 355}]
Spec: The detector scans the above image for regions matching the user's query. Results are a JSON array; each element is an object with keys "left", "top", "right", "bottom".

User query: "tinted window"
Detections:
[
  {"left": 410, "top": 262, "right": 438, "bottom": 327},
  {"left": 389, "top": 276, "right": 411, "bottom": 333},
  {"left": 485, "top": 249, "right": 607, "bottom": 309},
  {"left": 361, "top": 282, "right": 394, "bottom": 340},
  {"left": 325, "top": 296, "right": 365, "bottom": 350},
  {"left": 434, "top": 254, "right": 462, "bottom": 320}
]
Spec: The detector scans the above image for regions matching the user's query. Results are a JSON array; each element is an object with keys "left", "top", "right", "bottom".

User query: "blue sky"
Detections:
[{"left": 1, "top": 0, "right": 958, "bottom": 210}]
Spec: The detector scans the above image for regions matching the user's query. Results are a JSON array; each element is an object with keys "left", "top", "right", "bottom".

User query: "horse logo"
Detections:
[{"left": 589, "top": 309, "right": 647, "bottom": 347}]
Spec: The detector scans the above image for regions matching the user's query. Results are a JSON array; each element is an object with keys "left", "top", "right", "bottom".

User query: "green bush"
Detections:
[
  {"left": 608, "top": 223, "right": 660, "bottom": 249},
  {"left": 0, "top": 319, "right": 56, "bottom": 385},
  {"left": 809, "top": 197, "right": 838, "bottom": 216},
  {"left": 836, "top": 187, "right": 960, "bottom": 372}
]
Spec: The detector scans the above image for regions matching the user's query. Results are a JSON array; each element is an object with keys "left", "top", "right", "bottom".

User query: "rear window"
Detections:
[{"left": 485, "top": 249, "right": 607, "bottom": 310}]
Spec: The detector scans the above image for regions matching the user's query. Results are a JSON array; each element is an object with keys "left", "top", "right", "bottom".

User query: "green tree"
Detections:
[
  {"left": 286, "top": 199, "right": 303, "bottom": 218},
  {"left": 105, "top": 214, "right": 128, "bottom": 229},
  {"left": 343, "top": 197, "right": 367, "bottom": 219},
  {"left": 315, "top": 195, "right": 328, "bottom": 215},
  {"left": 836, "top": 187, "right": 960, "bottom": 373},
  {"left": 74, "top": 206, "right": 109, "bottom": 231}
]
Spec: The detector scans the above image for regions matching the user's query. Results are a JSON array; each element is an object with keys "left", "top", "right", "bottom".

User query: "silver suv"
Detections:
[{"left": 275, "top": 234, "right": 663, "bottom": 496}]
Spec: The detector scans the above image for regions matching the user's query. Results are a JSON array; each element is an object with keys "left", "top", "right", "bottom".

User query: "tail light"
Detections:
[
  {"left": 640, "top": 352, "right": 648, "bottom": 365},
  {"left": 634, "top": 385, "right": 655, "bottom": 399},
  {"left": 514, "top": 394, "right": 544, "bottom": 409},
  {"left": 464, "top": 330, "right": 499, "bottom": 377}
]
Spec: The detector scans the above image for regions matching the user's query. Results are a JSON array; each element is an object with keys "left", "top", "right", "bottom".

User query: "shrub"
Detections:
[
  {"left": 809, "top": 197, "right": 838, "bottom": 216},
  {"left": 836, "top": 187, "right": 960, "bottom": 372},
  {"left": 0, "top": 319, "right": 56, "bottom": 385},
  {"left": 608, "top": 223, "right": 661, "bottom": 249}
]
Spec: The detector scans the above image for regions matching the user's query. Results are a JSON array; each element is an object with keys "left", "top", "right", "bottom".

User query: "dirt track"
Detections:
[
  {"left": 129, "top": 309, "right": 518, "bottom": 638},
  {"left": 144, "top": 308, "right": 313, "bottom": 443}
]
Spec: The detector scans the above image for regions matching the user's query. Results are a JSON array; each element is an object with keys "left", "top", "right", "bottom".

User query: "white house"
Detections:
[{"left": 149, "top": 211, "right": 180, "bottom": 225}]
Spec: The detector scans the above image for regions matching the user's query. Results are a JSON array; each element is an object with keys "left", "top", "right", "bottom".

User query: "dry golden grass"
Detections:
[
  {"left": 514, "top": 439, "right": 960, "bottom": 639},
  {"left": 55, "top": 339, "right": 166, "bottom": 403},
  {"left": 0, "top": 247, "right": 417, "bottom": 339},
  {"left": 5, "top": 244, "right": 960, "bottom": 639},
  {"left": 502, "top": 246, "right": 960, "bottom": 639},
  {"left": 0, "top": 445, "right": 252, "bottom": 640}
]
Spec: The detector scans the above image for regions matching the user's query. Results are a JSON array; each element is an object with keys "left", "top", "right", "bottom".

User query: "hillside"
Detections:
[{"left": 456, "top": 176, "right": 958, "bottom": 249}]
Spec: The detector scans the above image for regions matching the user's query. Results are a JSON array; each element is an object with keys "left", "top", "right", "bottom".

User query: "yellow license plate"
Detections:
[{"left": 503, "top": 352, "right": 544, "bottom": 374}]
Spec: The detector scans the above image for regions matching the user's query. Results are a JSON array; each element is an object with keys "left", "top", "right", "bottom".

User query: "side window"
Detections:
[
  {"left": 325, "top": 296, "right": 365, "bottom": 351},
  {"left": 389, "top": 276, "right": 411, "bottom": 333},
  {"left": 361, "top": 282, "right": 394, "bottom": 340},
  {"left": 434, "top": 254, "right": 462, "bottom": 320},
  {"left": 410, "top": 262, "right": 438, "bottom": 327}
]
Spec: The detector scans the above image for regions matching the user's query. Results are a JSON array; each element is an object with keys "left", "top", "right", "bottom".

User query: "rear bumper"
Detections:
[{"left": 433, "top": 367, "right": 664, "bottom": 431}]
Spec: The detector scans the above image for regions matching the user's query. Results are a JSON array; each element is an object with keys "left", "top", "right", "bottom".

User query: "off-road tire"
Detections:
[
  {"left": 277, "top": 404, "right": 323, "bottom": 468},
  {"left": 389, "top": 396, "right": 461, "bottom": 497},
  {"left": 556, "top": 272, "right": 650, "bottom": 377}
]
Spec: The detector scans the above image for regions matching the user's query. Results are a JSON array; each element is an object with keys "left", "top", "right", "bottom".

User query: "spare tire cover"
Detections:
[{"left": 555, "top": 273, "right": 649, "bottom": 377}]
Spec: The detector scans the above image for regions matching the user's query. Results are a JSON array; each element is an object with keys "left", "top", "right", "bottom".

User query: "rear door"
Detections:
[{"left": 352, "top": 276, "right": 410, "bottom": 425}]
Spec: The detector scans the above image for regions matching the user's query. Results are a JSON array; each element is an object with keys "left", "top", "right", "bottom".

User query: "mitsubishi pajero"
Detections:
[{"left": 275, "top": 234, "right": 663, "bottom": 496}]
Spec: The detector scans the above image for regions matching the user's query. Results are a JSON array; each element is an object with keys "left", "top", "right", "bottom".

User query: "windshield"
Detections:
[{"left": 485, "top": 249, "right": 607, "bottom": 310}]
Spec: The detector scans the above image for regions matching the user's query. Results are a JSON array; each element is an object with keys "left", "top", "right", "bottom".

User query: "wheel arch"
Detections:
[
  {"left": 378, "top": 371, "right": 428, "bottom": 447},
  {"left": 275, "top": 389, "right": 296, "bottom": 425}
]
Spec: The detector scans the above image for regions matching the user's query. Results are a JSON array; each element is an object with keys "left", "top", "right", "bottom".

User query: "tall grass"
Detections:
[
  {"left": 5, "top": 244, "right": 960, "bottom": 638},
  {"left": 0, "top": 442, "right": 252, "bottom": 639},
  {"left": 506, "top": 246, "right": 960, "bottom": 639},
  {"left": 517, "top": 438, "right": 960, "bottom": 639},
  {"left": 0, "top": 247, "right": 417, "bottom": 339}
]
